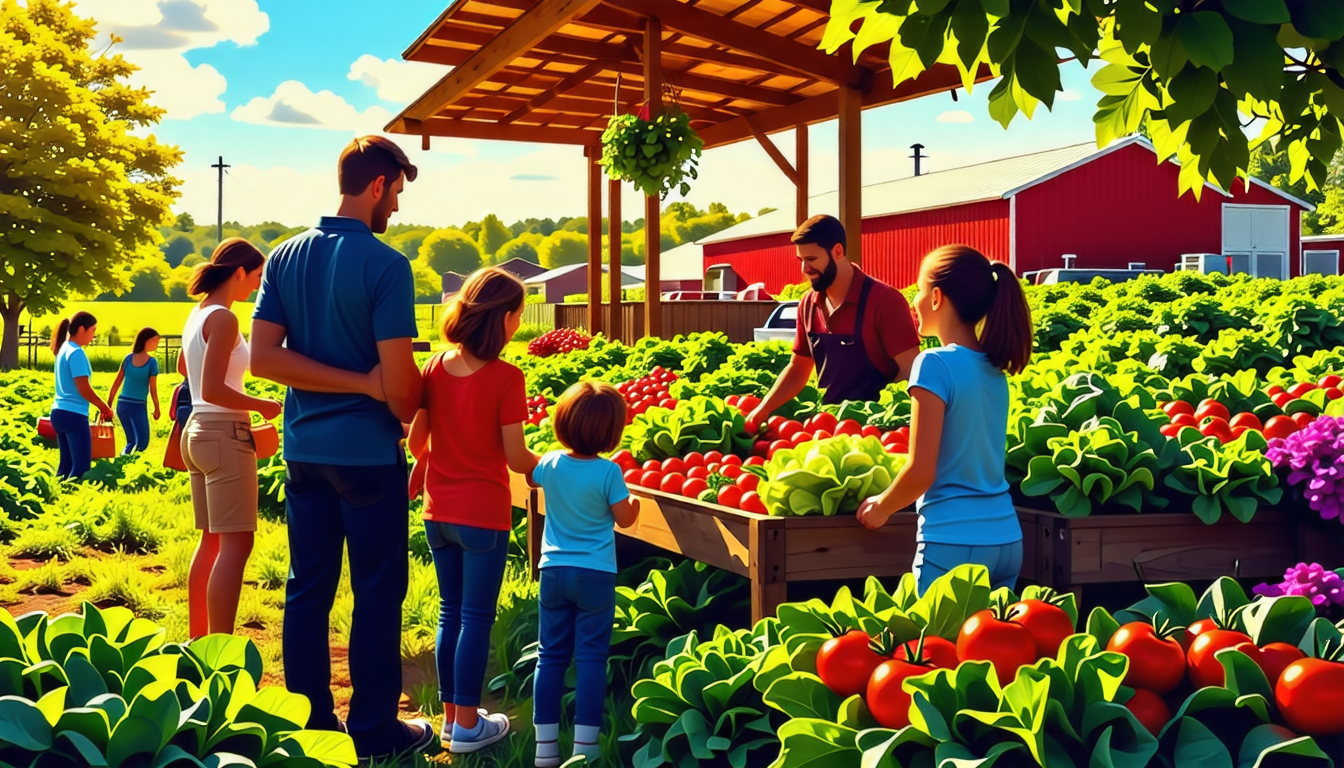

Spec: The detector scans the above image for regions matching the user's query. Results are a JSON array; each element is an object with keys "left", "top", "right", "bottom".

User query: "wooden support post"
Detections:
[
  {"left": 608, "top": 178, "right": 623, "bottom": 343},
  {"left": 527, "top": 494, "right": 544, "bottom": 581},
  {"left": 749, "top": 517, "right": 787, "bottom": 623},
  {"left": 585, "top": 146, "right": 603, "bottom": 335},
  {"left": 643, "top": 17, "right": 663, "bottom": 339},
  {"left": 838, "top": 86, "right": 862, "bottom": 264},
  {"left": 796, "top": 124, "right": 809, "bottom": 226}
]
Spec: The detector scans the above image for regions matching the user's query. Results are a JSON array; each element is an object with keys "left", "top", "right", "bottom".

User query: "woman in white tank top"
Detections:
[{"left": 181, "top": 238, "right": 282, "bottom": 639}]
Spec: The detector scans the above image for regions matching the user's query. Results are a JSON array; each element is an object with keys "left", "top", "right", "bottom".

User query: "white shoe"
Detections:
[{"left": 449, "top": 710, "right": 511, "bottom": 754}]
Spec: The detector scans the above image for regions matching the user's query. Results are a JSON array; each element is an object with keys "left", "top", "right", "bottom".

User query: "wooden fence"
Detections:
[{"left": 544, "top": 301, "right": 779, "bottom": 345}]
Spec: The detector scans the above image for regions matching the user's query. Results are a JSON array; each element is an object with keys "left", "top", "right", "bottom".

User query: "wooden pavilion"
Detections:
[{"left": 386, "top": 0, "right": 988, "bottom": 340}]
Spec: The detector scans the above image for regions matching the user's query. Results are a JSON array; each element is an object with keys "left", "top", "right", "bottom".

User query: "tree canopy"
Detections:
[
  {"left": 824, "top": 0, "right": 1344, "bottom": 198},
  {"left": 537, "top": 231, "right": 589, "bottom": 269},
  {"left": 417, "top": 229, "right": 483, "bottom": 276},
  {"left": 0, "top": 0, "right": 181, "bottom": 368},
  {"left": 476, "top": 213, "right": 512, "bottom": 260}
]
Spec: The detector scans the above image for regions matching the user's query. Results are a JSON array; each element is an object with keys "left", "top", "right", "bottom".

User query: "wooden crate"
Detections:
[
  {"left": 523, "top": 478, "right": 918, "bottom": 622},
  {"left": 1017, "top": 507, "right": 1308, "bottom": 594}
]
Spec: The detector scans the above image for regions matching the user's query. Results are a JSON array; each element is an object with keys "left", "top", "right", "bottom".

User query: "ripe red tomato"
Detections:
[
  {"left": 640, "top": 470, "right": 663, "bottom": 489},
  {"left": 683, "top": 452, "right": 704, "bottom": 468},
  {"left": 768, "top": 439, "right": 791, "bottom": 457},
  {"left": 1171, "top": 413, "right": 1198, "bottom": 428},
  {"left": 778, "top": 421, "right": 803, "bottom": 440},
  {"left": 662, "top": 458, "right": 687, "bottom": 475},
  {"left": 1124, "top": 688, "right": 1170, "bottom": 735},
  {"left": 810, "top": 412, "right": 838, "bottom": 433},
  {"left": 1006, "top": 600, "right": 1075, "bottom": 660},
  {"left": 1258, "top": 642, "right": 1306, "bottom": 686},
  {"left": 1289, "top": 382, "right": 1318, "bottom": 399},
  {"left": 861, "top": 425, "right": 882, "bottom": 438},
  {"left": 895, "top": 636, "right": 959, "bottom": 669},
  {"left": 1319, "top": 374, "right": 1343, "bottom": 389},
  {"left": 736, "top": 473, "right": 760, "bottom": 492},
  {"left": 1268, "top": 385, "right": 1286, "bottom": 397},
  {"left": 659, "top": 472, "right": 687, "bottom": 494},
  {"left": 1187, "top": 629, "right": 1260, "bottom": 689},
  {"left": 766, "top": 415, "right": 786, "bottom": 433},
  {"left": 789, "top": 431, "right": 813, "bottom": 446},
  {"left": 1293, "top": 412, "right": 1317, "bottom": 430},
  {"left": 1264, "top": 416, "right": 1298, "bottom": 441},
  {"left": 866, "top": 658, "right": 931, "bottom": 729},
  {"left": 1106, "top": 622, "right": 1186, "bottom": 694},
  {"left": 716, "top": 485, "right": 744, "bottom": 509},
  {"left": 1275, "top": 658, "right": 1344, "bottom": 736},
  {"left": 687, "top": 466, "right": 709, "bottom": 481},
  {"left": 813, "top": 430, "right": 833, "bottom": 441},
  {"left": 725, "top": 395, "right": 740, "bottom": 407},
  {"left": 745, "top": 456, "right": 766, "bottom": 467},
  {"left": 1162, "top": 401, "right": 1195, "bottom": 418},
  {"left": 1229, "top": 413, "right": 1263, "bottom": 431},
  {"left": 611, "top": 450, "right": 637, "bottom": 471},
  {"left": 719, "top": 465, "right": 743, "bottom": 480},
  {"left": 1159, "top": 424, "right": 1182, "bottom": 438},
  {"left": 815, "top": 630, "right": 883, "bottom": 698},
  {"left": 836, "top": 419, "right": 862, "bottom": 436},
  {"left": 1327, "top": 387, "right": 1344, "bottom": 401},
  {"left": 681, "top": 478, "right": 709, "bottom": 499},
  {"left": 622, "top": 468, "right": 642, "bottom": 485},
  {"left": 1195, "top": 399, "right": 1231, "bottom": 422},
  {"left": 1184, "top": 618, "right": 1219, "bottom": 648},
  {"left": 739, "top": 491, "right": 767, "bottom": 514},
  {"left": 721, "top": 455, "right": 743, "bottom": 467},
  {"left": 703, "top": 451, "right": 724, "bottom": 465},
  {"left": 1199, "top": 417, "right": 1233, "bottom": 442},
  {"left": 1272, "top": 392, "right": 1294, "bottom": 409},
  {"left": 752, "top": 439, "right": 772, "bottom": 457},
  {"left": 642, "top": 460, "right": 662, "bottom": 473},
  {"left": 957, "top": 610, "right": 1038, "bottom": 686}
]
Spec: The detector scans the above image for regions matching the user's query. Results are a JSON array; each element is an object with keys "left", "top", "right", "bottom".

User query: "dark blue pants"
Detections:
[
  {"left": 914, "top": 540, "right": 1024, "bottom": 594},
  {"left": 283, "top": 460, "right": 409, "bottom": 757},
  {"left": 116, "top": 399, "right": 150, "bottom": 454},
  {"left": 534, "top": 566, "right": 617, "bottom": 727},
  {"left": 425, "top": 521, "right": 509, "bottom": 707},
  {"left": 51, "top": 410, "right": 90, "bottom": 479}
]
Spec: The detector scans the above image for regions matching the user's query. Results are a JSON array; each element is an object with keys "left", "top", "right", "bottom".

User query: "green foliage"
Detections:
[
  {"left": 1164, "top": 429, "right": 1283, "bottom": 523},
  {"left": 494, "top": 236, "right": 541, "bottom": 266},
  {"left": 821, "top": 0, "right": 1344, "bottom": 199},
  {"left": 622, "top": 396, "right": 755, "bottom": 462},
  {"left": 1020, "top": 417, "right": 1166, "bottom": 517},
  {"left": 0, "top": 0, "right": 182, "bottom": 368},
  {"left": 776, "top": 282, "right": 810, "bottom": 301},
  {"left": 416, "top": 228, "right": 482, "bottom": 276},
  {"left": 599, "top": 110, "right": 704, "bottom": 199},
  {"left": 759, "top": 435, "right": 906, "bottom": 516},
  {"left": 537, "top": 230, "right": 589, "bottom": 270},
  {"left": 476, "top": 213, "right": 512, "bottom": 260}
]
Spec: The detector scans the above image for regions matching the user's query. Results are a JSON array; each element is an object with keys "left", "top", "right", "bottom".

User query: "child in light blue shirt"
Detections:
[
  {"left": 531, "top": 381, "right": 640, "bottom": 768},
  {"left": 857, "top": 245, "right": 1034, "bottom": 593}
]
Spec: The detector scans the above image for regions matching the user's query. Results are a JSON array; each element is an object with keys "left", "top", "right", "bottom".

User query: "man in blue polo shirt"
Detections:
[{"left": 251, "top": 135, "right": 430, "bottom": 761}]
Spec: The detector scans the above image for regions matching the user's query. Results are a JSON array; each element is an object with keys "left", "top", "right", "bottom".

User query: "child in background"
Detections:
[
  {"left": 531, "top": 381, "right": 641, "bottom": 768},
  {"left": 108, "top": 327, "right": 162, "bottom": 453},
  {"left": 856, "top": 245, "right": 1033, "bottom": 593},
  {"left": 408, "top": 267, "right": 537, "bottom": 754}
]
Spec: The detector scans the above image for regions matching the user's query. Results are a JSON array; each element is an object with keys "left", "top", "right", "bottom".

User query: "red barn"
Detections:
[
  {"left": 1302, "top": 234, "right": 1344, "bottom": 276},
  {"left": 701, "top": 137, "right": 1316, "bottom": 292}
]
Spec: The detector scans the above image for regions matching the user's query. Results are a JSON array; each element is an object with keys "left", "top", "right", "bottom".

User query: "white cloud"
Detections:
[
  {"left": 232, "top": 81, "right": 394, "bottom": 133},
  {"left": 1057, "top": 89, "right": 1083, "bottom": 102},
  {"left": 936, "top": 110, "right": 975, "bottom": 124},
  {"left": 74, "top": 0, "right": 269, "bottom": 119},
  {"left": 348, "top": 54, "right": 447, "bottom": 104}
]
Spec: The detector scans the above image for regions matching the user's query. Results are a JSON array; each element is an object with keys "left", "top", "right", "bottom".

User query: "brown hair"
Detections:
[
  {"left": 922, "top": 245, "right": 1033, "bottom": 375},
  {"left": 52, "top": 311, "right": 96, "bottom": 352},
  {"left": 439, "top": 267, "right": 525, "bottom": 361},
  {"left": 553, "top": 381, "right": 627, "bottom": 456},
  {"left": 339, "top": 135, "right": 419, "bottom": 196},
  {"left": 791, "top": 214, "right": 846, "bottom": 255},
  {"left": 132, "top": 327, "right": 160, "bottom": 354},
  {"left": 190, "top": 238, "right": 265, "bottom": 296}
]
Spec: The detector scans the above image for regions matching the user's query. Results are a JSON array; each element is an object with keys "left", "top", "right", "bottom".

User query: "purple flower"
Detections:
[
  {"left": 1253, "top": 562, "right": 1344, "bottom": 611},
  {"left": 1267, "top": 415, "right": 1344, "bottom": 524}
]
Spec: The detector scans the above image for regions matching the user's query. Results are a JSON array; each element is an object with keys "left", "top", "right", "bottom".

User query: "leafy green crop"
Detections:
[
  {"left": 1164, "top": 429, "right": 1282, "bottom": 523},
  {"left": 1020, "top": 418, "right": 1166, "bottom": 517},
  {"left": 759, "top": 435, "right": 904, "bottom": 517},
  {"left": 623, "top": 396, "right": 753, "bottom": 462}
]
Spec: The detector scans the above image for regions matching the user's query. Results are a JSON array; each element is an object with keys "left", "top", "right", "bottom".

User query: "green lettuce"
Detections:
[{"left": 759, "top": 435, "right": 904, "bottom": 516}]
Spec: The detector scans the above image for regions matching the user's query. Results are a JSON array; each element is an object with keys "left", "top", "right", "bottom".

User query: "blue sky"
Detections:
[{"left": 77, "top": 0, "right": 1109, "bottom": 227}]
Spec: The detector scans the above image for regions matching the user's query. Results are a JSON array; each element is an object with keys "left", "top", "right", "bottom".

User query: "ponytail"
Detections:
[
  {"left": 190, "top": 238, "right": 265, "bottom": 297},
  {"left": 52, "top": 311, "right": 97, "bottom": 352},
  {"left": 440, "top": 267, "right": 526, "bottom": 361},
  {"left": 921, "top": 245, "right": 1033, "bottom": 375}
]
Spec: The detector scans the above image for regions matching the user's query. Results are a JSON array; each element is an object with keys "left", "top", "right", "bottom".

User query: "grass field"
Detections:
[{"left": 22, "top": 301, "right": 445, "bottom": 339}]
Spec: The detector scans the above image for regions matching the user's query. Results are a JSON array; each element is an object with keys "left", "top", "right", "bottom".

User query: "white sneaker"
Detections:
[{"left": 449, "top": 710, "right": 511, "bottom": 754}]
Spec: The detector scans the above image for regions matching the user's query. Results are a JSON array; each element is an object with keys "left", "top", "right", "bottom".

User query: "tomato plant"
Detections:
[
  {"left": 1123, "top": 688, "right": 1170, "bottom": 736},
  {"left": 1187, "top": 629, "right": 1260, "bottom": 689},
  {"left": 716, "top": 485, "right": 744, "bottom": 509},
  {"left": 816, "top": 630, "right": 884, "bottom": 698},
  {"left": 1275, "top": 654, "right": 1344, "bottom": 736},
  {"left": 1195, "top": 399, "right": 1230, "bottom": 422},
  {"left": 957, "top": 604, "right": 1037, "bottom": 686},
  {"left": 895, "top": 635, "right": 958, "bottom": 669},
  {"left": 1163, "top": 401, "right": 1194, "bottom": 418},
  {"left": 866, "top": 658, "right": 927, "bottom": 729},
  {"left": 1258, "top": 642, "right": 1306, "bottom": 687},
  {"left": 1006, "top": 597, "right": 1074, "bottom": 659},
  {"left": 1106, "top": 621, "right": 1186, "bottom": 694}
]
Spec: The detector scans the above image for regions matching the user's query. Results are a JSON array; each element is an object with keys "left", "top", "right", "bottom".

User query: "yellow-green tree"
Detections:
[
  {"left": 0, "top": 0, "right": 180, "bottom": 368},
  {"left": 537, "top": 231, "right": 588, "bottom": 269},
  {"left": 476, "top": 213, "right": 512, "bottom": 261},
  {"left": 417, "top": 228, "right": 482, "bottom": 275}
]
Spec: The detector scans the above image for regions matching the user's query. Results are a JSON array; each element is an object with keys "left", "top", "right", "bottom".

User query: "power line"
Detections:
[{"left": 211, "top": 156, "right": 230, "bottom": 244}]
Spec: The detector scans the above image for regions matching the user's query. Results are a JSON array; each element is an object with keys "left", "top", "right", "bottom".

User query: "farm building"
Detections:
[
  {"left": 1302, "top": 234, "right": 1344, "bottom": 277},
  {"left": 525, "top": 263, "right": 644, "bottom": 304},
  {"left": 441, "top": 257, "right": 547, "bottom": 301},
  {"left": 698, "top": 137, "right": 1316, "bottom": 293}
]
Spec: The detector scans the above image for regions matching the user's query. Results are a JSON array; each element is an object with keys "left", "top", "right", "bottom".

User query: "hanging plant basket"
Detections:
[{"left": 599, "top": 105, "right": 704, "bottom": 199}]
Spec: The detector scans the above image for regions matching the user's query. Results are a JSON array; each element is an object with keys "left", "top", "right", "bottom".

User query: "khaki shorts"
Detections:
[{"left": 183, "top": 414, "right": 258, "bottom": 533}]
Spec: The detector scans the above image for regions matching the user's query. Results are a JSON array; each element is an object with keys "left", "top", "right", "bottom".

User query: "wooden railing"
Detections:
[{"left": 550, "top": 300, "right": 779, "bottom": 344}]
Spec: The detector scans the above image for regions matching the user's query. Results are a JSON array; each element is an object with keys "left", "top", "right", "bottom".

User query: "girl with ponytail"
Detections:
[
  {"left": 49, "top": 311, "right": 115, "bottom": 479},
  {"left": 406, "top": 267, "right": 537, "bottom": 753},
  {"left": 856, "top": 245, "right": 1033, "bottom": 593}
]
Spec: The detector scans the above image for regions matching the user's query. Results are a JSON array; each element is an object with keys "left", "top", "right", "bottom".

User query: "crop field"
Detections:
[{"left": 4, "top": 270, "right": 1344, "bottom": 768}]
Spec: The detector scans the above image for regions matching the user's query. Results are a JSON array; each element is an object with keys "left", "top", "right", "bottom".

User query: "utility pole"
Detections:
[{"left": 211, "top": 156, "right": 230, "bottom": 244}]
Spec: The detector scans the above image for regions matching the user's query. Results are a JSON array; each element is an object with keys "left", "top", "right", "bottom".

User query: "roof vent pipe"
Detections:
[
  {"left": 1062, "top": 254, "right": 1077, "bottom": 269},
  {"left": 910, "top": 143, "right": 926, "bottom": 177}
]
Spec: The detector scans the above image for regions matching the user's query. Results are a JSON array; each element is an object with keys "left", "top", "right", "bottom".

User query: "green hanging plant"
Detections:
[{"left": 599, "top": 106, "right": 703, "bottom": 199}]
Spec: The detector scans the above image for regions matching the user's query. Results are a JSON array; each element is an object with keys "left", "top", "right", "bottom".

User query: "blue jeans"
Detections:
[
  {"left": 914, "top": 540, "right": 1024, "bottom": 594},
  {"left": 282, "top": 459, "right": 409, "bottom": 757},
  {"left": 534, "top": 566, "right": 617, "bottom": 728},
  {"left": 51, "top": 410, "right": 90, "bottom": 479},
  {"left": 425, "top": 521, "right": 509, "bottom": 707},
  {"left": 116, "top": 399, "right": 150, "bottom": 454}
]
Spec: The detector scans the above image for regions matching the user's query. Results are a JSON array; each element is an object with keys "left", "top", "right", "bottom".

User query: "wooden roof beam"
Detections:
[
  {"left": 500, "top": 61, "right": 609, "bottom": 123},
  {"left": 606, "top": 0, "right": 867, "bottom": 88},
  {"left": 398, "top": 117, "right": 600, "bottom": 146},
  {"left": 402, "top": 0, "right": 603, "bottom": 122},
  {"left": 746, "top": 116, "right": 798, "bottom": 185}
]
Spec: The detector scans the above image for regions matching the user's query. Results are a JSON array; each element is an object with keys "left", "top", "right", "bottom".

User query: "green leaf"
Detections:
[
  {"left": 1296, "top": 617, "right": 1344, "bottom": 657},
  {"left": 1171, "top": 716, "right": 1235, "bottom": 768},
  {"left": 1163, "top": 65, "right": 1219, "bottom": 124},
  {"left": 1237, "top": 723, "right": 1332, "bottom": 768},
  {"left": 1289, "top": 0, "right": 1344, "bottom": 39},
  {"left": 1114, "top": 0, "right": 1162, "bottom": 49},
  {"left": 1239, "top": 596, "right": 1316, "bottom": 646},
  {"left": 0, "top": 695, "right": 54, "bottom": 751},
  {"left": 1222, "top": 22, "right": 1286, "bottom": 101},
  {"left": 189, "top": 635, "right": 264, "bottom": 681},
  {"left": 1087, "top": 607, "right": 1121, "bottom": 648},
  {"left": 1215, "top": 648, "right": 1271, "bottom": 700},
  {"left": 1011, "top": 38, "right": 1061, "bottom": 107},
  {"left": 761, "top": 672, "right": 843, "bottom": 721},
  {"left": 1223, "top": 0, "right": 1289, "bottom": 24},
  {"left": 771, "top": 718, "right": 859, "bottom": 768},
  {"left": 1176, "top": 12, "right": 1235, "bottom": 71}
]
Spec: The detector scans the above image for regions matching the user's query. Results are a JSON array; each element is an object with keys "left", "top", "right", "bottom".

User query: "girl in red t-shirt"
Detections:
[{"left": 408, "top": 267, "right": 538, "bottom": 754}]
